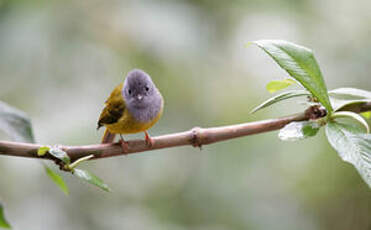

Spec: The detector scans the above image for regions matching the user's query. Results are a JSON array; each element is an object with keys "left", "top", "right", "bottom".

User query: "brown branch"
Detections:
[{"left": 0, "top": 102, "right": 370, "bottom": 162}]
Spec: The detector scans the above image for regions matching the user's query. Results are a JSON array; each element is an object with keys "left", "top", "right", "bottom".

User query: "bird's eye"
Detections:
[
  {"left": 145, "top": 86, "right": 149, "bottom": 92},
  {"left": 128, "top": 89, "right": 132, "bottom": 95}
]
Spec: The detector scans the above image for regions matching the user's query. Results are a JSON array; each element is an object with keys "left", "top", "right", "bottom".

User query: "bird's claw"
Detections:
[
  {"left": 144, "top": 131, "right": 154, "bottom": 147},
  {"left": 118, "top": 136, "right": 129, "bottom": 153}
]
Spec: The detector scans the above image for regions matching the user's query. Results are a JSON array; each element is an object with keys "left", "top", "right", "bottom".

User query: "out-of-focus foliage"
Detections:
[
  {"left": 0, "top": 101, "right": 34, "bottom": 143},
  {"left": 362, "top": 111, "right": 371, "bottom": 119},
  {"left": 1, "top": 0, "right": 371, "bottom": 229},
  {"left": 0, "top": 203, "right": 11, "bottom": 229}
]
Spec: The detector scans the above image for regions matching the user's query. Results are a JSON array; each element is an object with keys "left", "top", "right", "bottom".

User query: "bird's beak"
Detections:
[{"left": 137, "top": 95, "right": 143, "bottom": 100}]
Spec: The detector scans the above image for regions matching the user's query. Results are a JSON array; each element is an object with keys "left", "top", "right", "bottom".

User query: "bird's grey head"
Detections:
[{"left": 122, "top": 69, "right": 163, "bottom": 122}]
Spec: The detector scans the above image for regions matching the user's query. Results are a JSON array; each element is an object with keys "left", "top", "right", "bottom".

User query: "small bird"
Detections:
[{"left": 97, "top": 69, "right": 164, "bottom": 151}]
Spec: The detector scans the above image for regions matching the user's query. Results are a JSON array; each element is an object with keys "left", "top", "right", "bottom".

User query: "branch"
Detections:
[{"left": 0, "top": 102, "right": 370, "bottom": 162}]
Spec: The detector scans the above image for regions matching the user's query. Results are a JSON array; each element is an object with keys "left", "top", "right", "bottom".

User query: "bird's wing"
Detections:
[{"left": 97, "top": 83, "right": 126, "bottom": 129}]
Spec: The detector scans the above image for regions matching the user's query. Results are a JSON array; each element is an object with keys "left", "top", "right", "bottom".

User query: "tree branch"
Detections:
[{"left": 0, "top": 102, "right": 370, "bottom": 162}]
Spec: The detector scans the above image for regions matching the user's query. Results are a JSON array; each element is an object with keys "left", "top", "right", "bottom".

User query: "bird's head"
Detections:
[{"left": 122, "top": 69, "right": 158, "bottom": 109}]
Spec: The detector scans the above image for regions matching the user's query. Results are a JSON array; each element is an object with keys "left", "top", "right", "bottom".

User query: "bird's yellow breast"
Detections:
[{"left": 105, "top": 106, "right": 163, "bottom": 134}]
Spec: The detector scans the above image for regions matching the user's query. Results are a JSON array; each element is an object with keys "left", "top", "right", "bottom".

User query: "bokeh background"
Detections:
[{"left": 0, "top": 0, "right": 371, "bottom": 229}]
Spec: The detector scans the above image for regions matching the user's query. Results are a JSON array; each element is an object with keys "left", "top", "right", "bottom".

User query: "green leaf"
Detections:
[
  {"left": 37, "top": 146, "right": 50, "bottom": 156},
  {"left": 0, "top": 203, "right": 11, "bottom": 229},
  {"left": 0, "top": 101, "right": 35, "bottom": 143},
  {"left": 266, "top": 78, "right": 296, "bottom": 93},
  {"left": 330, "top": 98, "right": 370, "bottom": 112},
  {"left": 331, "top": 111, "right": 370, "bottom": 133},
  {"left": 361, "top": 111, "right": 371, "bottom": 119},
  {"left": 251, "top": 90, "right": 310, "bottom": 113},
  {"left": 329, "top": 87, "right": 371, "bottom": 100},
  {"left": 49, "top": 147, "right": 71, "bottom": 165},
  {"left": 278, "top": 121, "right": 321, "bottom": 141},
  {"left": 329, "top": 88, "right": 371, "bottom": 111},
  {"left": 73, "top": 169, "right": 111, "bottom": 192},
  {"left": 253, "top": 40, "right": 333, "bottom": 113},
  {"left": 44, "top": 165, "right": 69, "bottom": 195},
  {"left": 326, "top": 121, "right": 371, "bottom": 188}
]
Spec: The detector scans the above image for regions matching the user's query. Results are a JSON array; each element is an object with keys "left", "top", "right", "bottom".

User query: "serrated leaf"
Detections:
[
  {"left": 73, "top": 169, "right": 111, "bottom": 192},
  {"left": 326, "top": 121, "right": 371, "bottom": 188},
  {"left": 49, "top": 147, "right": 71, "bottom": 165},
  {"left": 251, "top": 90, "right": 310, "bottom": 113},
  {"left": 44, "top": 165, "right": 69, "bottom": 195},
  {"left": 361, "top": 111, "right": 371, "bottom": 119},
  {"left": 0, "top": 203, "right": 11, "bottom": 229},
  {"left": 331, "top": 111, "right": 369, "bottom": 133},
  {"left": 253, "top": 40, "right": 332, "bottom": 113},
  {"left": 0, "top": 101, "right": 35, "bottom": 143},
  {"left": 37, "top": 146, "right": 50, "bottom": 156},
  {"left": 278, "top": 121, "right": 320, "bottom": 141},
  {"left": 266, "top": 79, "right": 296, "bottom": 93}
]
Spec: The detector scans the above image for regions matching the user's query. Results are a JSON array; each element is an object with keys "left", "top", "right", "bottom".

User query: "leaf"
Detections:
[
  {"left": 326, "top": 121, "right": 371, "bottom": 188},
  {"left": 49, "top": 147, "right": 71, "bottom": 165},
  {"left": 251, "top": 90, "right": 310, "bottom": 113},
  {"left": 44, "top": 165, "right": 69, "bottom": 195},
  {"left": 330, "top": 98, "right": 370, "bottom": 112},
  {"left": 278, "top": 121, "right": 321, "bottom": 141},
  {"left": 0, "top": 101, "right": 35, "bottom": 143},
  {"left": 37, "top": 146, "right": 50, "bottom": 156},
  {"left": 329, "top": 87, "right": 371, "bottom": 100},
  {"left": 73, "top": 169, "right": 111, "bottom": 192},
  {"left": 0, "top": 203, "right": 11, "bottom": 229},
  {"left": 331, "top": 111, "right": 370, "bottom": 133},
  {"left": 329, "top": 88, "right": 371, "bottom": 111},
  {"left": 361, "top": 111, "right": 371, "bottom": 119},
  {"left": 253, "top": 40, "right": 333, "bottom": 113},
  {"left": 266, "top": 79, "right": 296, "bottom": 93}
]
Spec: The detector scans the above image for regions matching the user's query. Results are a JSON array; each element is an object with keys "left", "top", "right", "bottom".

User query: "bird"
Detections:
[{"left": 97, "top": 69, "right": 164, "bottom": 151}]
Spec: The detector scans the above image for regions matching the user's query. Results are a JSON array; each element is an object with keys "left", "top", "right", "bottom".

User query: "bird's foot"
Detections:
[
  {"left": 118, "top": 135, "right": 129, "bottom": 153},
  {"left": 144, "top": 131, "right": 154, "bottom": 147}
]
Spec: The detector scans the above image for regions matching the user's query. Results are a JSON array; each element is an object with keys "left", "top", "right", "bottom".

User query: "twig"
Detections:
[{"left": 0, "top": 102, "right": 370, "bottom": 162}]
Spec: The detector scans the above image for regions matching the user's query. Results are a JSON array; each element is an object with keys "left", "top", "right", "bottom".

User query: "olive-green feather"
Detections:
[{"left": 97, "top": 83, "right": 125, "bottom": 129}]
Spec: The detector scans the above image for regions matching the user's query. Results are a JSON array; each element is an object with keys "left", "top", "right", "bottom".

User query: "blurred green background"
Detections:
[{"left": 0, "top": 0, "right": 371, "bottom": 229}]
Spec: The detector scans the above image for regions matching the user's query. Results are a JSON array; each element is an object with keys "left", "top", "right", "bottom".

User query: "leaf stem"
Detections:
[{"left": 68, "top": 155, "right": 94, "bottom": 170}]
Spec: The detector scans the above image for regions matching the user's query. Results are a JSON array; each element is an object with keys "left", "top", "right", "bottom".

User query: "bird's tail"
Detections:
[{"left": 101, "top": 129, "right": 116, "bottom": 144}]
